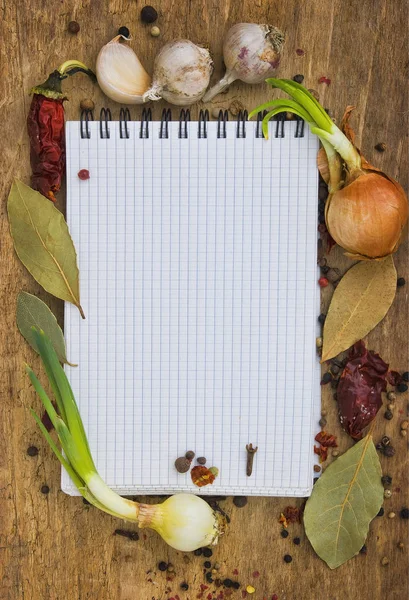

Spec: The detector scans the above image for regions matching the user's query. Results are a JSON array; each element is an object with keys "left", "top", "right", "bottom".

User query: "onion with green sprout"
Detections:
[
  {"left": 26, "top": 329, "right": 225, "bottom": 551},
  {"left": 249, "top": 79, "right": 408, "bottom": 260}
]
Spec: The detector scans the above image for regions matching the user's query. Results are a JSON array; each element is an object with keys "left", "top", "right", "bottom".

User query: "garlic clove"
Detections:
[
  {"left": 203, "top": 23, "right": 284, "bottom": 102},
  {"left": 96, "top": 35, "right": 151, "bottom": 104},
  {"left": 143, "top": 40, "right": 213, "bottom": 106}
]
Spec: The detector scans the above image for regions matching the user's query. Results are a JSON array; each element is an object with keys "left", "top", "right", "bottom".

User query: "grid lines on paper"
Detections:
[{"left": 64, "top": 119, "right": 320, "bottom": 496}]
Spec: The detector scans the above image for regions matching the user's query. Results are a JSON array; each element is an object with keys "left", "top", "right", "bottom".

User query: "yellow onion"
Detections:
[
  {"left": 250, "top": 81, "right": 408, "bottom": 260},
  {"left": 326, "top": 171, "right": 408, "bottom": 259}
]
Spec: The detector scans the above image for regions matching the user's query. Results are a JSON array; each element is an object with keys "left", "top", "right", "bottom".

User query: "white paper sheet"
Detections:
[{"left": 64, "top": 118, "right": 321, "bottom": 496}]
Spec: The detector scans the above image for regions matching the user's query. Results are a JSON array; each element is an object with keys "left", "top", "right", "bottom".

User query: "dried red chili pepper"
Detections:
[
  {"left": 27, "top": 61, "right": 95, "bottom": 201},
  {"left": 191, "top": 465, "right": 216, "bottom": 487},
  {"left": 337, "top": 340, "right": 389, "bottom": 439}
]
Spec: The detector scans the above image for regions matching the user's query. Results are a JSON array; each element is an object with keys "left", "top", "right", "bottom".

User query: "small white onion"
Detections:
[
  {"left": 143, "top": 40, "right": 213, "bottom": 106},
  {"left": 96, "top": 35, "right": 152, "bottom": 104},
  {"left": 203, "top": 23, "right": 284, "bottom": 102}
]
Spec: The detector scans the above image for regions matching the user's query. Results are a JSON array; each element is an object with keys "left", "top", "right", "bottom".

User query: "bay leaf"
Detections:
[
  {"left": 322, "top": 256, "right": 396, "bottom": 361},
  {"left": 16, "top": 291, "right": 76, "bottom": 366},
  {"left": 304, "top": 434, "right": 383, "bottom": 569},
  {"left": 8, "top": 180, "right": 84, "bottom": 318}
]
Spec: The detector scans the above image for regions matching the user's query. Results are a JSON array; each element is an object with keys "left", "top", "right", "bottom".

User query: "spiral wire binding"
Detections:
[
  {"left": 119, "top": 108, "right": 131, "bottom": 139},
  {"left": 198, "top": 109, "right": 209, "bottom": 138},
  {"left": 236, "top": 110, "right": 248, "bottom": 138},
  {"left": 80, "top": 109, "right": 94, "bottom": 139},
  {"left": 140, "top": 108, "right": 152, "bottom": 139},
  {"left": 99, "top": 108, "right": 112, "bottom": 139},
  {"left": 81, "top": 108, "right": 305, "bottom": 139},
  {"left": 159, "top": 108, "right": 172, "bottom": 139},
  {"left": 217, "top": 110, "right": 228, "bottom": 139},
  {"left": 178, "top": 109, "right": 191, "bottom": 139}
]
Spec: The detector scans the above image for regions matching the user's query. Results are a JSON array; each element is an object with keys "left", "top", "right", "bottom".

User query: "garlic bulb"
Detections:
[
  {"left": 203, "top": 23, "right": 284, "bottom": 102},
  {"left": 96, "top": 35, "right": 151, "bottom": 104},
  {"left": 143, "top": 40, "right": 213, "bottom": 106}
]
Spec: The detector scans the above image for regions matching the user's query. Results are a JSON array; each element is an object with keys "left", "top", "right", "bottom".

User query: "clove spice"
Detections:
[{"left": 246, "top": 443, "right": 258, "bottom": 476}]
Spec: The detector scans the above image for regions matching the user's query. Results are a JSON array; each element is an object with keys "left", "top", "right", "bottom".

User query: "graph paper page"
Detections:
[{"left": 64, "top": 119, "right": 320, "bottom": 496}]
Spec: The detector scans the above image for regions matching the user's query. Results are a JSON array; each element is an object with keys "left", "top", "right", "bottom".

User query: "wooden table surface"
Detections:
[{"left": 1, "top": 1, "right": 408, "bottom": 599}]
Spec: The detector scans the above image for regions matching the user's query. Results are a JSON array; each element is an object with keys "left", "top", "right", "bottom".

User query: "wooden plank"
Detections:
[{"left": 0, "top": 0, "right": 407, "bottom": 598}]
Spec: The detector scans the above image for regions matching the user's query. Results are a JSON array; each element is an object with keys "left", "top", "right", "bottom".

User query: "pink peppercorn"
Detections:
[
  {"left": 319, "top": 277, "right": 329, "bottom": 288},
  {"left": 318, "top": 76, "right": 331, "bottom": 85},
  {"left": 78, "top": 169, "right": 90, "bottom": 180}
]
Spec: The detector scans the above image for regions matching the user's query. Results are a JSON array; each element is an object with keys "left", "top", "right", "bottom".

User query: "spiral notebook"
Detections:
[{"left": 63, "top": 109, "right": 321, "bottom": 497}]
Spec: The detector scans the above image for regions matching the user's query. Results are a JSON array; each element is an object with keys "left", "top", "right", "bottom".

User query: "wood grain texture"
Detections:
[{"left": 0, "top": 1, "right": 408, "bottom": 599}]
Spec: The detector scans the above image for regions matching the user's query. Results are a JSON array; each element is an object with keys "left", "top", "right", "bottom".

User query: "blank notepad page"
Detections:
[{"left": 64, "top": 118, "right": 320, "bottom": 496}]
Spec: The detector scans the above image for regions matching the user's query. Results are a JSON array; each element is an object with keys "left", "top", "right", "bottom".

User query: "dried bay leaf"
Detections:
[
  {"left": 17, "top": 292, "right": 76, "bottom": 366},
  {"left": 8, "top": 180, "right": 84, "bottom": 318},
  {"left": 304, "top": 434, "right": 383, "bottom": 569},
  {"left": 322, "top": 256, "right": 396, "bottom": 361}
]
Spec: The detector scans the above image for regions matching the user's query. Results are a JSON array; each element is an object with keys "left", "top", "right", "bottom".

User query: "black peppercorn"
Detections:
[
  {"left": 204, "top": 561, "right": 211, "bottom": 569},
  {"left": 206, "top": 572, "right": 214, "bottom": 583},
  {"left": 397, "top": 383, "right": 408, "bottom": 393},
  {"left": 293, "top": 74, "right": 304, "bottom": 83},
  {"left": 158, "top": 561, "right": 168, "bottom": 571},
  {"left": 194, "top": 548, "right": 202, "bottom": 556},
  {"left": 283, "top": 554, "right": 293, "bottom": 563},
  {"left": 321, "top": 372, "right": 333, "bottom": 384},
  {"left": 280, "top": 529, "right": 289, "bottom": 538},
  {"left": 383, "top": 446, "right": 396, "bottom": 457},
  {"left": 376, "top": 442, "right": 384, "bottom": 451},
  {"left": 223, "top": 579, "right": 233, "bottom": 588},
  {"left": 68, "top": 21, "right": 80, "bottom": 34},
  {"left": 27, "top": 446, "right": 39, "bottom": 456},
  {"left": 318, "top": 313, "right": 326, "bottom": 325},
  {"left": 374, "top": 142, "right": 386, "bottom": 152},
  {"left": 381, "top": 475, "right": 392, "bottom": 486},
  {"left": 141, "top": 5, "right": 158, "bottom": 23},
  {"left": 377, "top": 507, "right": 385, "bottom": 517},
  {"left": 115, "top": 529, "right": 139, "bottom": 540},
  {"left": 118, "top": 26, "right": 130, "bottom": 38},
  {"left": 233, "top": 496, "right": 248, "bottom": 508},
  {"left": 321, "top": 265, "right": 330, "bottom": 274},
  {"left": 400, "top": 507, "right": 409, "bottom": 519},
  {"left": 384, "top": 410, "right": 394, "bottom": 420},
  {"left": 41, "top": 485, "right": 50, "bottom": 494},
  {"left": 397, "top": 277, "right": 406, "bottom": 287},
  {"left": 202, "top": 547, "right": 213, "bottom": 557},
  {"left": 180, "top": 582, "right": 189, "bottom": 591},
  {"left": 232, "top": 581, "right": 240, "bottom": 590},
  {"left": 402, "top": 372, "right": 409, "bottom": 382},
  {"left": 360, "top": 544, "right": 367, "bottom": 554},
  {"left": 293, "top": 537, "right": 301, "bottom": 545}
]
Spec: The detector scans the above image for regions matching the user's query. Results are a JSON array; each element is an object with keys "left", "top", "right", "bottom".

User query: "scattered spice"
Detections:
[
  {"left": 158, "top": 561, "right": 168, "bottom": 571},
  {"left": 246, "top": 585, "right": 255, "bottom": 594},
  {"left": 313, "top": 464, "right": 321, "bottom": 473},
  {"left": 78, "top": 169, "right": 90, "bottom": 180},
  {"left": 332, "top": 449, "right": 339, "bottom": 457},
  {"left": 318, "top": 76, "right": 331, "bottom": 85},
  {"left": 191, "top": 465, "right": 216, "bottom": 487},
  {"left": 41, "top": 485, "right": 50, "bottom": 494},
  {"left": 80, "top": 98, "right": 95, "bottom": 111},
  {"left": 384, "top": 489, "right": 392, "bottom": 499},
  {"left": 387, "top": 370, "right": 402, "bottom": 386},
  {"left": 381, "top": 435, "right": 391, "bottom": 446},
  {"left": 180, "top": 582, "right": 189, "bottom": 591},
  {"left": 383, "top": 446, "right": 396, "bottom": 457},
  {"left": 141, "top": 5, "right": 158, "bottom": 23},
  {"left": 245, "top": 443, "right": 258, "bottom": 476},
  {"left": 400, "top": 429, "right": 407, "bottom": 437},
  {"left": 308, "top": 88, "right": 320, "bottom": 101},
  {"left": 381, "top": 556, "right": 389, "bottom": 566},
  {"left": 27, "top": 445, "right": 39, "bottom": 456},
  {"left": 388, "top": 511, "right": 396, "bottom": 519},
  {"left": 280, "top": 529, "right": 289, "bottom": 538},
  {"left": 321, "top": 372, "right": 332, "bottom": 385},
  {"left": 316, "top": 337, "right": 323, "bottom": 349},
  {"left": 283, "top": 554, "right": 292, "bottom": 563},
  {"left": 209, "top": 466, "right": 219, "bottom": 478},
  {"left": 314, "top": 431, "right": 338, "bottom": 462},
  {"left": 318, "top": 313, "right": 326, "bottom": 325},
  {"left": 233, "top": 496, "right": 248, "bottom": 508},
  {"left": 197, "top": 456, "right": 207, "bottom": 465},
  {"left": 194, "top": 548, "right": 203, "bottom": 556},
  {"left": 292, "top": 74, "right": 304, "bottom": 83},
  {"left": 115, "top": 529, "right": 139, "bottom": 541},
  {"left": 318, "top": 277, "right": 329, "bottom": 287},
  {"left": 398, "top": 541, "right": 405, "bottom": 549},
  {"left": 175, "top": 456, "right": 191, "bottom": 473},
  {"left": 150, "top": 26, "right": 160, "bottom": 37},
  {"left": 283, "top": 505, "right": 301, "bottom": 524},
  {"left": 319, "top": 417, "right": 327, "bottom": 428},
  {"left": 377, "top": 507, "right": 385, "bottom": 517},
  {"left": 337, "top": 341, "right": 389, "bottom": 439},
  {"left": 381, "top": 475, "right": 392, "bottom": 486},
  {"left": 118, "top": 26, "right": 130, "bottom": 38},
  {"left": 374, "top": 142, "right": 386, "bottom": 152},
  {"left": 397, "top": 383, "right": 408, "bottom": 393},
  {"left": 185, "top": 450, "right": 195, "bottom": 460},
  {"left": 387, "top": 391, "right": 397, "bottom": 402},
  {"left": 384, "top": 410, "right": 393, "bottom": 420},
  {"left": 400, "top": 507, "right": 409, "bottom": 519},
  {"left": 68, "top": 21, "right": 80, "bottom": 34},
  {"left": 229, "top": 99, "right": 245, "bottom": 117},
  {"left": 295, "top": 48, "right": 305, "bottom": 56},
  {"left": 202, "top": 547, "right": 213, "bottom": 557},
  {"left": 397, "top": 277, "right": 406, "bottom": 287},
  {"left": 403, "top": 372, "right": 409, "bottom": 382},
  {"left": 360, "top": 544, "right": 367, "bottom": 554}
]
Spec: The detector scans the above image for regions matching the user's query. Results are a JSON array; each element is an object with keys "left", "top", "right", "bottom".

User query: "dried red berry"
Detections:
[
  {"left": 78, "top": 169, "right": 90, "bottom": 180},
  {"left": 318, "top": 277, "right": 329, "bottom": 287},
  {"left": 318, "top": 76, "right": 331, "bottom": 85}
]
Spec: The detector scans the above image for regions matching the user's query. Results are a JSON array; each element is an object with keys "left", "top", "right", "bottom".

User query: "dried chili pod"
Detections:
[
  {"left": 337, "top": 340, "right": 389, "bottom": 439},
  {"left": 28, "top": 60, "right": 95, "bottom": 202}
]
